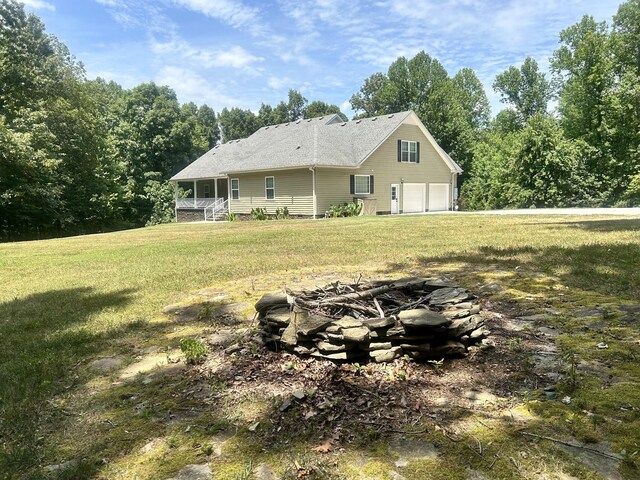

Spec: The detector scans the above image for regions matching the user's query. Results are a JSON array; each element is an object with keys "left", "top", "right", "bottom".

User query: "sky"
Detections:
[{"left": 21, "top": 0, "right": 623, "bottom": 118}]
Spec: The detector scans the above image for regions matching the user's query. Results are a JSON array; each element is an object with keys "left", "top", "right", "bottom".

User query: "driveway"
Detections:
[{"left": 422, "top": 207, "right": 640, "bottom": 216}]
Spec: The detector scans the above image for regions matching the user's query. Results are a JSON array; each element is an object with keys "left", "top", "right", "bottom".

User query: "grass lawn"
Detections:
[{"left": 1, "top": 214, "right": 639, "bottom": 479}]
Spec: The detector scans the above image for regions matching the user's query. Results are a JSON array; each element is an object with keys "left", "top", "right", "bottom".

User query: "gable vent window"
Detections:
[
  {"left": 398, "top": 140, "right": 420, "bottom": 163},
  {"left": 350, "top": 174, "right": 374, "bottom": 195},
  {"left": 265, "top": 176, "right": 275, "bottom": 200},
  {"left": 231, "top": 178, "right": 240, "bottom": 200}
]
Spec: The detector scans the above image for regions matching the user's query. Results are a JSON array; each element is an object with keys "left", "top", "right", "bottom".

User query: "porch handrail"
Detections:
[
  {"left": 204, "top": 198, "right": 229, "bottom": 221},
  {"left": 175, "top": 197, "right": 221, "bottom": 209}
]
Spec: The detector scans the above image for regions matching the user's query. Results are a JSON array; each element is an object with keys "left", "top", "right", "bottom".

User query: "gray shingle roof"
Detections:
[{"left": 170, "top": 110, "right": 461, "bottom": 181}]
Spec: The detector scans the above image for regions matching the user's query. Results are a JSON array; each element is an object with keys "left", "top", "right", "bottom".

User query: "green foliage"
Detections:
[
  {"left": 225, "top": 212, "right": 238, "bottom": 222},
  {"left": 304, "top": 101, "right": 347, "bottom": 121},
  {"left": 179, "top": 338, "right": 208, "bottom": 364},
  {"left": 274, "top": 207, "right": 289, "bottom": 219},
  {"left": 621, "top": 172, "right": 640, "bottom": 206},
  {"left": 250, "top": 207, "right": 269, "bottom": 220},
  {"left": 493, "top": 57, "right": 552, "bottom": 124},
  {"left": 144, "top": 179, "right": 179, "bottom": 226},
  {"left": 327, "top": 202, "right": 362, "bottom": 218}
]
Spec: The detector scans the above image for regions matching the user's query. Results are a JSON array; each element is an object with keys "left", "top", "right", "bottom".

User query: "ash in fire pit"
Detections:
[{"left": 256, "top": 277, "right": 489, "bottom": 363}]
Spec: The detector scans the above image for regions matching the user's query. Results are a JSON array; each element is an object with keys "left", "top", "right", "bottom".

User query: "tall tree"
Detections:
[
  {"left": 219, "top": 107, "right": 259, "bottom": 142},
  {"left": 493, "top": 57, "right": 552, "bottom": 125},
  {"left": 304, "top": 101, "right": 347, "bottom": 120}
]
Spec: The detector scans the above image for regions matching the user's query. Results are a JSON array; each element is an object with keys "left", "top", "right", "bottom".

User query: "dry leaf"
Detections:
[{"left": 312, "top": 440, "right": 333, "bottom": 453}]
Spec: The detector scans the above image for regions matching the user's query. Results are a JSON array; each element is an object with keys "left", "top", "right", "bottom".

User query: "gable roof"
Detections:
[{"left": 170, "top": 110, "right": 462, "bottom": 181}]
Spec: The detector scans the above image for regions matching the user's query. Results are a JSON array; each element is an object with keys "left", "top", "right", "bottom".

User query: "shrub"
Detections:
[
  {"left": 250, "top": 207, "right": 268, "bottom": 220},
  {"left": 327, "top": 202, "right": 362, "bottom": 218},
  {"left": 225, "top": 212, "right": 238, "bottom": 222},
  {"left": 274, "top": 207, "right": 289, "bottom": 219},
  {"left": 180, "top": 338, "right": 208, "bottom": 364}
]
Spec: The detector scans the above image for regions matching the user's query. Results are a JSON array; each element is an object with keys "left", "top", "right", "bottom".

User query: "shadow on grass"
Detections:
[
  {"left": 399, "top": 242, "right": 640, "bottom": 302},
  {"left": 537, "top": 218, "right": 640, "bottom": 233},
  {"left": 0, "top": 287, "right": 137, "bottom": 476}
]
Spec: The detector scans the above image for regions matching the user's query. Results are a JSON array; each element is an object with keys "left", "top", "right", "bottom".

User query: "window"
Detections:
[
  {"left": 354, "top": 175, "right": 371, "bottom": 194},
  {"left": 203, "top": 184, "right": 210, "bottom": 198},
  {"left": 265, "top": 176, "right": 275, "bottom": 200},
  {"left": 231, "top": 178, "right": 239, "bottom": 200},
  {"left": 400, "top": 140, "right": 418, "bottom": 163}
]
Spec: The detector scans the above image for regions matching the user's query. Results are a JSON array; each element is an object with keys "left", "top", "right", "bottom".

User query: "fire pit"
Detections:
[{"left": 256, "top": 277, "right": 489, "bottom": 363}]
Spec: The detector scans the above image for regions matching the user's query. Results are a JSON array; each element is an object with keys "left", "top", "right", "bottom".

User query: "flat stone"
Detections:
[
  {"left": 447, "top": 315, "right": 482, "bottom": 337},
  {"left": 294, "top": 307, "right": 333, "bottom": 337},
  {"left": 466, "top": 469, "right": 490, "bottom": 480},
  {"left": 370, "top": 346, "right": 402, "bottom": 363},
  {"left": 166, "top": 464, "right": 212, "bottom": 480},
  {"left": 536, "top": 326, "right": 560, "bottom": 338},
  {"left": 389, "top": 436, "right": 438, "bottom": 468},
  {"left": 210, "top": 429, "right": 236, "bottom": 456},
  {"left": 342, "top": 326, "right": 370, "bottom": 343},
  {"left": 442, "top": 308, "right": 471, "bottom": 319},
  {"left": 517, "top": 313, "right": 551, "bottom": 321},
  {"left": 293, "top": 344, "right": 316, "bottom": 355},
  {"left": 280, "top": 320, "right": 297, "bottom": 348},
  {"left": 333, "top": 316, "right": 364, "bottom": 329},
  {"left": 43, "top": 460, "right": 77, "bottom": 473},
  {"left": 254, "top": 463, "right": 277, "bottom": 480},
  {"left": 399, "top": 343, "right": 431, "bottom": 353},
  {"left": 480, "top": 283, "right": 503, "bottom": 292},
  {"left": 264, "top": 307, "right": 291, "bottom": 326},
  {"left": 208, "top": 331, "right": 237, "bottom": 347},
  {"left": 90, "top": 356, "right": 123, "bottom": 373},
  {"left": 362, "top": 316, "right": 396, "bottom": 329},
  {"left": 255, "top": 292, "right": 289, "bottom": 313},
  {"left": 398, "top": 309, "right": 451, "bottom": 329},
  {"left": 469, "top": 328, "right": 489, "bottom": 340},
  {"left": 367, "top": 342, "right": 393, "bottom": 351},
  {"left": 618, "top": 304, "right": 640, "bottom": 313},
  {"left": 311, "top": 351, "right": 366, "bottom": 361},
  {"left": 316, "top": 340, "right": 351, "bottom": 353},
  {"left": 572, "top": 307, "right": 606, "bottom": 318},
  {"left": 385, "top": 326, "right": 406, "bottom": 337},
  {"left": 429, "top": 287, "right": 473, "bottom": 306},
  {"left": 556, "top": 441, "right": 622, "bottom": 480}
]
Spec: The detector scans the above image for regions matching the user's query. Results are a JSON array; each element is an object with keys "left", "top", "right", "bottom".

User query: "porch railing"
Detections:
[
  {"left": 175, "top": 197, "right": 222, "bottom": 209},
  {"left": 204, "top": 199, "right": 229, "bottom": 221}
]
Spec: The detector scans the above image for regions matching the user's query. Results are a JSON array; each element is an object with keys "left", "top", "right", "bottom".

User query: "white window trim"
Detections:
[
  {"left": 203, "top": 184, "right": 210, "bottom": 198},
  {"left": 401, "top": 140, "right": 418, "bottom": 163},
  {"left": 354, "top": 174, "right": 371, "bottom": 195},
  {"left": 231, "top": 178, "right": 240, "bottom": 200},
  {"left": 265, "top": 176, "right": 275, "bottom": 200}
]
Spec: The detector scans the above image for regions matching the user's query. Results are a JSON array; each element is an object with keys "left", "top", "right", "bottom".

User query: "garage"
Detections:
[
  {"left": 402, "top": 183, "right": 426, "bottom": 213},
  {"left": 428, "top": 183, "right": 450, "bottom": 211}
]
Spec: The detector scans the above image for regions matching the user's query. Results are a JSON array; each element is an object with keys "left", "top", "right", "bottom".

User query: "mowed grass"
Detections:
[{"left": 1, "top": 214, "right": 640, "bottom": 478}]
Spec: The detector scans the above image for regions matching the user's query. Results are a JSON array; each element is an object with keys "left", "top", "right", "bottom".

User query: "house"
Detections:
[{"left": 170, "top": 110, "right": 462, "bottom": 221}]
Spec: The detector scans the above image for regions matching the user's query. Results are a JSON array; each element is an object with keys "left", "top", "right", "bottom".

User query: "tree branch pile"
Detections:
[{"left": 256, "top": 277, "right": 489, "bottom": 363}]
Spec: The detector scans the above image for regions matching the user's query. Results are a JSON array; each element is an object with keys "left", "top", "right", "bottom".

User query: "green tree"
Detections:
[
  {"left": 219, "top": 107, "right": 259, "bottom": 142},
  {"left": 493, "top": 57, "right": 552, "bottom": 125},
  {"left": 349, "top": 72, "right": 388, "bottom": 118},
  {"left": 304, "top": 101, "right": 347, "bottom": 120}
]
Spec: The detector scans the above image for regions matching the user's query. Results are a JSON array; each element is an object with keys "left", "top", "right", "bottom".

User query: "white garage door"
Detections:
[
  {"left": 428, "top": 183, "right": 450, "bottom": 211},
  {"left": 403, "top": 183, "right": 426, "bottom": 213}
]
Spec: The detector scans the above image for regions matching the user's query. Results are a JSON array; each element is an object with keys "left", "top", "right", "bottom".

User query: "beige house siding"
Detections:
[
  {"left": 316, "top": 124, "right": 456, "bottom": 214},
  {"left": 229, "top": 169, "right": 314, "bottom": 216}
]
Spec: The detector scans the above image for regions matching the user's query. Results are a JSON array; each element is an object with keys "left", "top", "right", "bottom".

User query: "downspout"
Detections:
[
  {"left": 312, "top": 125, "right": 318, "bottom": 219},
  {"left": 310, "top": 167, "right": 317, "bottom": 219}
]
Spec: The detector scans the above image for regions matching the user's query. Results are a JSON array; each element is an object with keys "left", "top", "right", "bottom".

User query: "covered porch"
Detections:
[{"left": 174, "top": 178, "right": 229, "bottom": 221}]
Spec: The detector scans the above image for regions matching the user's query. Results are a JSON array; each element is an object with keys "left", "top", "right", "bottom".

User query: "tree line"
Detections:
[{"left": 1, "top": 0, "right": 639, "bottom": 240}]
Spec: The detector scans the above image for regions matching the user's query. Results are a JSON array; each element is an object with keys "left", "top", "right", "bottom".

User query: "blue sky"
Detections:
[{"left": 22, "top": 0, "right": 622, "bottom": 118}]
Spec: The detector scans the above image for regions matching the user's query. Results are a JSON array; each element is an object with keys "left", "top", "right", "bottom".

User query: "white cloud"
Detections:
[
  {"left": 151, "top": 36, "right": 263, "bottom": 72},
  {"left": 267, "top": 76, "right": 292, "bottom": 89},
  {"left": 156, "top": 66, "right": 244, "bottom": 109},
  {"left": 20, "top": 0, "right": 55, "bottom": 11},
  {"left": 172, "top": 0, "right": 263, "bottom": 33}
]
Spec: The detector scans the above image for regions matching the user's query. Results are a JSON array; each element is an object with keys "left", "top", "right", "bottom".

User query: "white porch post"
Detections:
[
  {"left": 193, "top": 180, "right": 197, "bottom": 208},
  {"left": 214, "top": 178, "right": 218, "bottom": 200},
  {"left": 174, "top": 182, "right": 178, "bottom": 221}
]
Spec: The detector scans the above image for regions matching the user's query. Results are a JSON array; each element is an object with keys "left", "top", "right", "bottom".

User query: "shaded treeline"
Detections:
[{"left": 1, "top": 0, "right": 639, "bottom": 240}]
